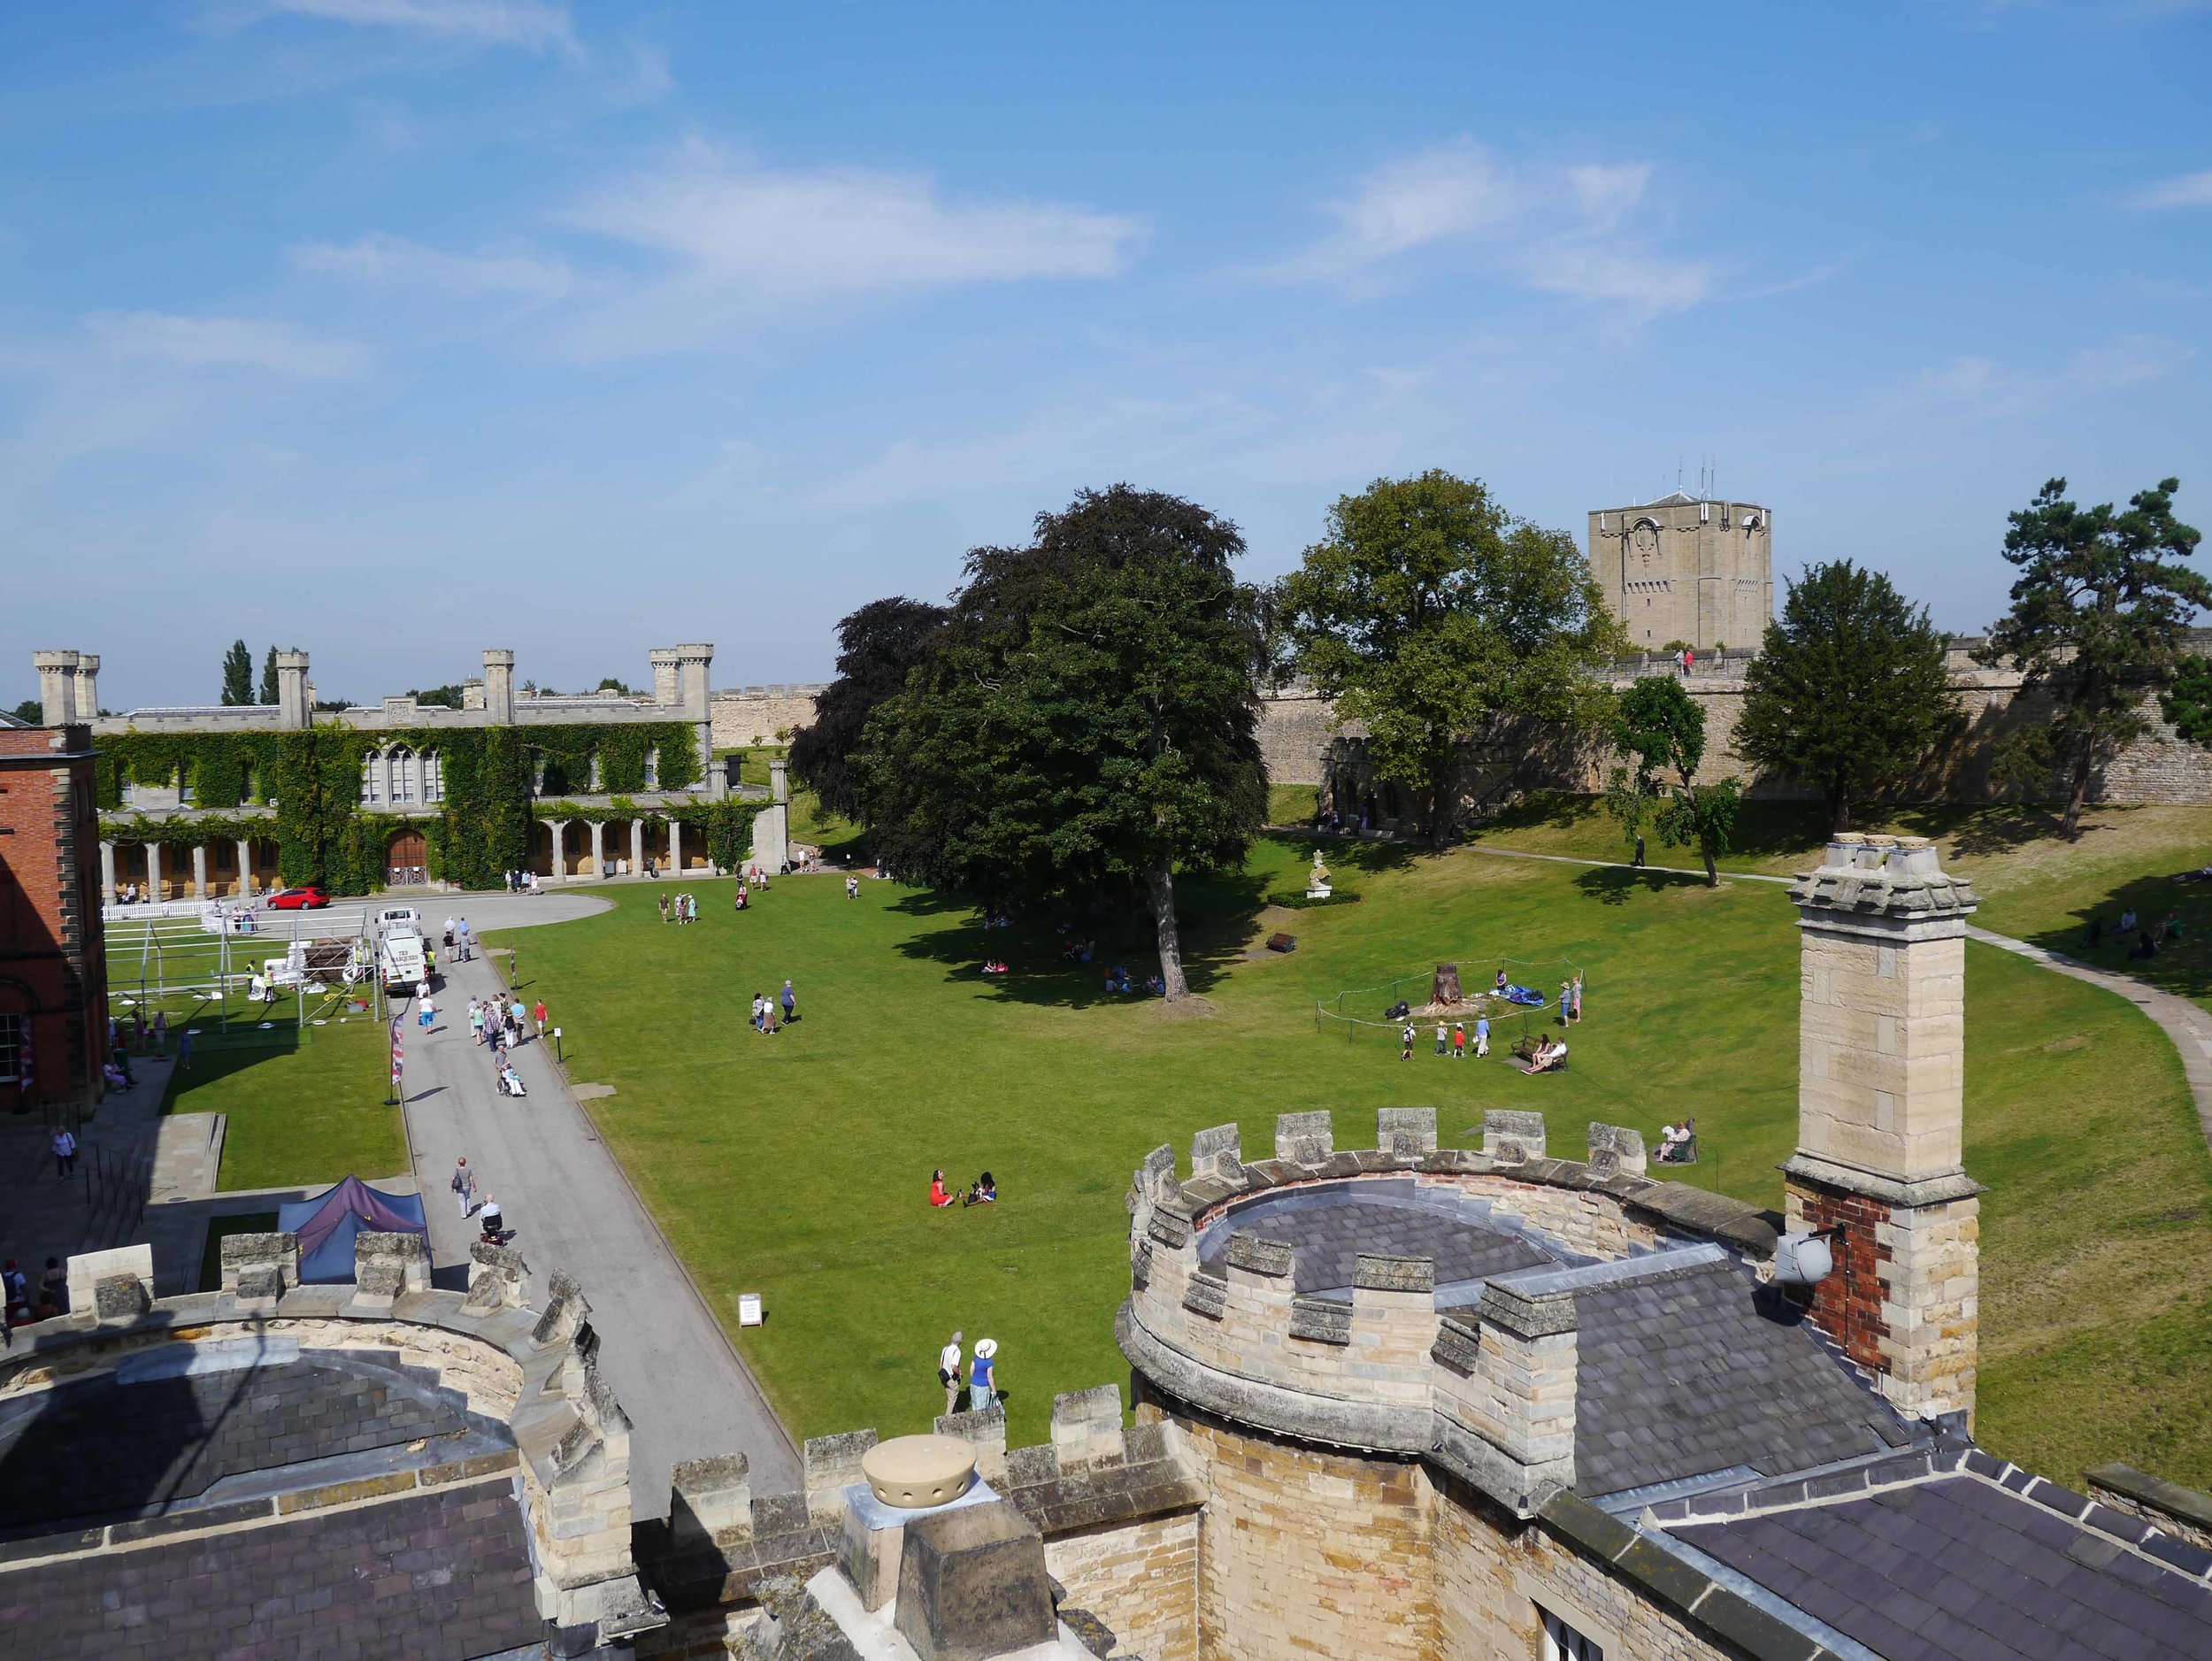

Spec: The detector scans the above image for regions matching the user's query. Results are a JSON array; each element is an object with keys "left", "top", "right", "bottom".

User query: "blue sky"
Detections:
[{"left": 4, "top": 1, "right": 2208, "bottom": 707}]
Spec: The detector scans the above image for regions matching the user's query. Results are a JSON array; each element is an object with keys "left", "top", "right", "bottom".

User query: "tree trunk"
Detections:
[
  {"left": 1701, "top": 843, "right": 1718, "bottom": 888},
  {"left": 1428, "top": 765, "right": 1450, "bottom": 849},
  {"left": 1829, "top": 782, "right": 1850, "bottom": 835},
  {"left": 2063, "top": 734, "right": 2095, "bottom": 839},
  {"left": 1148, "top": 858, "right": 1189, "bottom": 1002}
]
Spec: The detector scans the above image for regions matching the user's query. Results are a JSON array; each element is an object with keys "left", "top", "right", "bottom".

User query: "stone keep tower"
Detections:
[
  {"left": 1784, "top": 833, "right": 1982, "bottom": 1423},
  {"left": 1587, "top": 491, "right": 1772, "bottom": 653}
]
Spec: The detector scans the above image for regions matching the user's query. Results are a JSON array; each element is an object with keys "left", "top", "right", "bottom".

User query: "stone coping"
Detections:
[{"left": 2086, "top": 1462, "right": 2212, "bottom": 1540}]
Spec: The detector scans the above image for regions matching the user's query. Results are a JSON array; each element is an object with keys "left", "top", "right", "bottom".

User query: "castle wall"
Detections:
[
  {"left": 710, "top": 686, "right": 826, "bottom": 751},
  {"left": 1256, "top": 689, "right": 1340, "bottom": 787},
  {"left": 1044, "top": 1511, "right": 1200, "bottom": 1661},
  {"left": 1174, "top": 1411, "right": 1435, "bottom": 1661}
]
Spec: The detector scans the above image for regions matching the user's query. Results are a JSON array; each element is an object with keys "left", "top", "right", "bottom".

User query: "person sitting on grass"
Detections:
[
  {"left": 982, "top": 959, "right": 1010, "bottom": 975},
  {"left": 929, "top": 1169, "right": 955, "bottom": 1208},
  {"left": 963, "top": 1172, "right": 997, "bottom": 1207},
  {"left": 1145, "top": 973, "right": 1164, "bottom": 996}
]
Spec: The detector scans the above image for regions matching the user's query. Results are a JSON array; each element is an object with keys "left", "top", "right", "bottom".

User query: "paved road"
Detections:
[
  {"left": 1463, "top": 843, "right": 2212, "bottom": 1153},
  {"left": 398, "top": 915, "right": 802, "bottom": 1514}
]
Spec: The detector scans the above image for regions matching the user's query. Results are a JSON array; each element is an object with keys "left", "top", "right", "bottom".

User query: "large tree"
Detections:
[
  {"left": 220, "top": 640, "right": 254, "bottom": 705},
  {"left": 789, "top": 596, "right": 951, "bottom": 821},
  {"left": 1976, "top": 477, "right": 2204, "bottom": 836},
  {"left": 858, "top": 486, "right": 1265, "bottom": 1000},
  {"left": 1604, "top": 675, "right": 1740, "bottom": 887},
  {"left": 258, "top": 645, "right": 280, "bottom": 705},
  {"left": 1736, "top": 560, "right": 1961, "bottom": 832},
  {"left": 1283, "top": 470, "right": 1622, "bottom": 844}
]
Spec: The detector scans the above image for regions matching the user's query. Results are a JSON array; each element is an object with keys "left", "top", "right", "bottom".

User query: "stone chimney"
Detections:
[
  {"left": 1784, "top": 833, "right": 1982, "bottom": 1423},
  {"left": 274, "top": 650, "right": 312, "bottom": 728},
  {"left": 33, "top": 650, "right": 79, "bottom": 725},
  {"left": 649, "top": 649, "right": 682, "bottom": 707},
  {"left": 72, "top": 654, "right": 99, "bottom": 720},
  {"left": 769, "top": 755, "right": 788, "bottom": 805},
  {"left": 482, "top": 650, "right": 516, "bottom": 725},
  {"left": 674, "top": 643, "right": 714, "bottom": 717}
]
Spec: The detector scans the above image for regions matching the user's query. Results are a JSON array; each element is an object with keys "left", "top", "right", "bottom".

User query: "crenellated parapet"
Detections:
[{"left": 1118, "top": 1109, "right": 1783, "bottom": 1518}]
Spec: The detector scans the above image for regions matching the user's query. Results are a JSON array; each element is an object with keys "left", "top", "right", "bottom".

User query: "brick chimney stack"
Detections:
[{"left": 1785, "top": 834, "right": 1983, "bottom": 1424}]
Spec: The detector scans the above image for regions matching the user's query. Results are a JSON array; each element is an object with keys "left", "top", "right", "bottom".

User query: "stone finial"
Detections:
[
  {"left": 532, "top": 1268, "right": 592, "bottom": 1347},
  {"left": 1586, "top": 1122, "right": 1647, "bottom": 1179},
  {"left": 670, "top": 1454, "right": 751, "bottom": 1549},
  {"left": 1378, "top": 1107, "right": 1438, "bottom": 1159},
  {"left": 1050, "top": 1384, "right": 1125, "bottom": 1471},
  {"left": 1191, "top": 1123, "right": 1244, "bottom": 1180},
  {"left": 465, "top": 1239, "right": 529, "bottom": 1311},
  {"left": 1792, "top": 831, "right": 1978, "bottom": 920},
  {"left": 1483, "top": 1110, "right": 1546, "bottom": 1164},
  {"left": 1139, "top": 1143, "right": 1178, "bottom": 1200},
  {"left": 1275, "top": 1110, "right": 1333, "bottom": 1165},
  {"left": 894, "top": 1500, "right": 1056, "bottom": 1661}
]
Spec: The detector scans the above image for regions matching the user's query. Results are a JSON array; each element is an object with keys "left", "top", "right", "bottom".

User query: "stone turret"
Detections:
[
  {"left": 482, "top": 649, "right": 516, "bottom": 724},
  {"left": 1784, "top": 832, "right": 1983, "bottom": 1423},
  {"left": 274, "top": 649, "right": 312, "bottom": 728},
  {"left": 33, "top": 649, "right": 79, "bottom": 725}
]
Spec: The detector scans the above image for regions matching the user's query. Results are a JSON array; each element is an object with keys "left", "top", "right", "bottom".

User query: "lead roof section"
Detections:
[
  {"left": 1571, "top": 1257, "right": 1919, "bottom": 1499},
  {"left": 1668, "top": 1470, "right": 2212, "bottom": 1661},
  {"left": 1196, "top": 1178, "right": 1563, "bottom": 1296}
]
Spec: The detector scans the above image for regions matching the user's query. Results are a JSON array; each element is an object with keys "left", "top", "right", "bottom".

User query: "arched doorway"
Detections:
[{"left": 388, "top": 828, "right": 428, "bottom": 887}]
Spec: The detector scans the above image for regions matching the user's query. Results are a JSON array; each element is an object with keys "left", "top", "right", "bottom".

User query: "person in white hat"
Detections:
[{"left": 968, "top": 1338, "right": 998, "bottom": 1411}]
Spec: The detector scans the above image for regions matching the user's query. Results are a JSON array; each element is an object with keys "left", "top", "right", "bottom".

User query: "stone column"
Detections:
[
  {"left": 1784, "top": 833, "right": 1983, "bottom": 1424},
  {"left": 668, "top": 819, "right": 683, "bottom": 874},
  {"left": 236, "top": 839, "right": 254, "bottom": 896},
  {"left": 146, "top": 842, "right": 164, "bottom": 902},
  {"left": 769, "top": 757, "right": 788, "bottom": 805},
  {"left": 630, "top": 820, "right": 644, "bottom": 876},
  {"left": 100, "top": 841, "right": 117, "bottom": 904},
  {"left": 588, "top": 820, "right": 604, "bottom": 880},
  {"left": 548, "top": 819, "right": 567, "bottom": 883},
  {"left": 191, "top": 843, "right": 208, "bottom": 898}
]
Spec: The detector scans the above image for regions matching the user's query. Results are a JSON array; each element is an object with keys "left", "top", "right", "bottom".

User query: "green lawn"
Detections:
[
  {"left": 161, "top": 1015, "right": 409, "bottom": 1192},
  {"left": 487, "top": 835, "right": 2212, "bottom": 1488}
]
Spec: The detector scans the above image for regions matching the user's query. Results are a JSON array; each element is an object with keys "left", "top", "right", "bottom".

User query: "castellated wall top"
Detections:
[{"left": 1117, "top": 1110, "right": 1793, "bottom": 1519}]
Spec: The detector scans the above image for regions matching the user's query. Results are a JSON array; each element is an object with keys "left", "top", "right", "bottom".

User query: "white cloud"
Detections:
[
  {"left": 258, "top": 0, "right": 580, "bottom": 57},
  {"left": 2128, "top": 169, "right": 2212, "bottom": 209},
  {"left": 1898, "top": 335, "right": 2191, "bottom": 419},
  {"left": 86, "top": 312, "right": 370, "bottom": 378},
  {"left": 291, "top": 233, "right": 572, "bottom": 302},
  {"left": 1271, "top": 139, "right": 1710, "bottom": 317},
  {"left": 565, "top": 146, "right": 1145, "bottom": 294}
]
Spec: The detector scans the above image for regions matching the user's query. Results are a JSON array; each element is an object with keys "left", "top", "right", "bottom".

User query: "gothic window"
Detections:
[
  {"left": 361, "top": 750, "right": 383, "bottom": 805},
  {"left": 0, "top": 1013, "right": 21, "bottom": 1085},
  {"left": 422, "top": 750, "right": 442, "bottom": 804},
  {"left": 390, "top": 745, "right": 417, "bottom": 804},
  {"left": 1540, "top": 1609, "right": 1602, "bottom": 1661}
]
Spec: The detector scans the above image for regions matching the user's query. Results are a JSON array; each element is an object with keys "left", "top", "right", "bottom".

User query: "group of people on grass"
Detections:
[
  {"left": 928, "top": 1168, "right": 997, "bottom": 1209},
  {"left": 751, "top": 980, "right": 797, "bottom": 1034},
  {"left": 660, "top": 891, "right": 701, "bottom": 924},
  {"left": 2085, "top": 906, "right": 2183, "bottom": 961}
]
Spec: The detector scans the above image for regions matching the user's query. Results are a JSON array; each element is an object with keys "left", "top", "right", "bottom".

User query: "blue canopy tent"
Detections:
[{"left": 277, "top": 1175, "right": 430, "bottom": 1284}]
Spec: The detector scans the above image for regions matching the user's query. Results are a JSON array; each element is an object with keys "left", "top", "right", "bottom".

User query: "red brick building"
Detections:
[{"left": 0, "top": 722, "right": 106, "bottom": 1115}]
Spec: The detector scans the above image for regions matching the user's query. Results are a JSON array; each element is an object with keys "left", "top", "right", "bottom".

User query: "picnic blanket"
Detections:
[{"left": 1500, "top": 984, "right": 1546, "bottom": 1007}]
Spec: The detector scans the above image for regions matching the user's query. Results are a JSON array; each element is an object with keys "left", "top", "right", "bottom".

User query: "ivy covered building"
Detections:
[{"left": 31, "top": 644, "right": 772, "bottom": 899}]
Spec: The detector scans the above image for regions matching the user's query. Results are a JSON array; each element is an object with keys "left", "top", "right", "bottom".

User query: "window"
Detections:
[
  {"left": 361, "top": 750, "right": 382, "bottom": 805},
  {"left": 1541, "top": 1610, "right": 1602, "bottom": 1661},
  {"left": 422, "top": 750, "right": 442, "bottom": 804},
  {"left": 0, "top": 1014, "right": 23, "bottom": 1086}
]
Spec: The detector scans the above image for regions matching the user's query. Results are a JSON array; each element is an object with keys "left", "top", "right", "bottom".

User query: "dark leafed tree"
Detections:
[
  {"left": 9, "top": 698, "right": 41, "bottom": 725},
  {"left": 258, "top": 646, "right": 280, "bottom": 705},
  {"left": 858, "top": 486, "right": 1265, "bottom": 1001},
  {"left": 1976, "top": 478, "right": 2204, "bottom": 836},
  {"left": 1736, "top": 560, "right": 1962, "bottom": 833},
  {"left": 1283, "top": 470, "right": 1622, "bottom": 845},
  {"left": 220, "top": 640, "right": 254, "bottom": 705},
  {"left": 1604, "top": 675, "right": 1740, "bottom": 887},
  {"left": 789, "top": 596, "right": 951, "bottom": 821}
]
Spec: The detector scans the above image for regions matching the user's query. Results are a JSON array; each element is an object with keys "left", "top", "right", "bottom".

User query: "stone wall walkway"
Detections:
[{"left": 1461, "top": 844, "right": 2212, "bottom": 1154}]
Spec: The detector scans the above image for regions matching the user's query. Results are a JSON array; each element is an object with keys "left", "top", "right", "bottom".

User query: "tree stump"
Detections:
[{"left": 1432, "top": 963, "right": 1463, "bottom": 1005}]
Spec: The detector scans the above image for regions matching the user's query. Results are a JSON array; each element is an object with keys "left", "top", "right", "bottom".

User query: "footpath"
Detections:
[
  {"left": 400, "top": 919, "right": 803, "bottom": 1511},
  {"left": 1463, "top": 843, "right": 2212, "bottom": 1154}
]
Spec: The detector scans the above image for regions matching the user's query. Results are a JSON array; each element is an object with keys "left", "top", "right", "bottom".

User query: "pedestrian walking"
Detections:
[
  {"left": 658, "top": 892, "right": 671, "bottom": 923},
  {"left": 52, "top": 1125, "right": 77, "bottom": 1179},
  {"left": 177, "top": 1027, "right": 193, "bottom": 1071},
  {"left": 847, "top": 874, "right": 859, "bottom": 899},
  {"left": 452, "top": 1156, "right": 478, "bottom": 1219},
  {"left": 1632, "top": 832, "right": 1646, "bottom": 868},
  {"left": 1571, "top": 974, "right": 1584, "bottom": 1025},
  {"left": 939, "top": 1331, "right": 964, "bottom": 1417},
  {"left": 1452, "top": 1023, "right": 1466, "bottom": 1059},
  {"left": 457, "top": 918, "right": 472, "bottom": 961},
  {"left": 533, "top": 998, "right": 548, "bottom": 1039},
  {"left": 470, "top": 1000, "right": 485, "bottom": 1044},
  {"left": 781, "top": 980, "right": 796, "bottom": 1024},
  {"left": 1400, "top": 1020, "right": 1415, "bottom": 1061},
  {"left": 968, "top": 1338, "right": 998, "bottom": 1411},
  {"left": 419, "top": 996, "right": 435, "bottom": 1031},
  {"left": 152, "top": 1011, "right": 168, "bottom": 1057},
  {"left": 510, "top": 998, "right": 527, "bottom": 1042},
  {"left": 1434, "top": 1020, "right": 1448, "bottom": 1057},
  {"left": 1475, "top": 1015, "right": 1490, "bottom": 1057}
]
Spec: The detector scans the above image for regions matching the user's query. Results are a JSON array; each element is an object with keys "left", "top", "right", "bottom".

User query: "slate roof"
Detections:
[
  {"left": 0, "top": 1483, "right": 545, "bottom": 1661},
  {"left": 1571, "top": 1257, "right": 1916, "bottom": 1498},
  {"left": 1668, "top": 1472, "right": 2212, "bottom": 1661},
  {"left": 0, "top": 1352, "right": 471, "bottom": 1531},
  {"left": 1197, "top": 1177, "right": 1559, "bottom": 1296}
]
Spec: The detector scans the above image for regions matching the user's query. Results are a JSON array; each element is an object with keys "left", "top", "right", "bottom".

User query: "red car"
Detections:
[{"left": 265, "top": 886, "right": 331, "bottom": 911}]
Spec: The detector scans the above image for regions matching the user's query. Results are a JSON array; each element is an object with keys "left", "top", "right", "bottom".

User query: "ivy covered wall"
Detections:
[{"left": 95, "top": 721, "right": 717, "bottom": 896}]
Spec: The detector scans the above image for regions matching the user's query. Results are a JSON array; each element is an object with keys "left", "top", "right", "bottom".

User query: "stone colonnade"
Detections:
[
  {"left": 537, "top": 815, "right": 707, "bottom": 882},
  {"left": 98, "top": 837, "right": 273, "bottom": 901}
]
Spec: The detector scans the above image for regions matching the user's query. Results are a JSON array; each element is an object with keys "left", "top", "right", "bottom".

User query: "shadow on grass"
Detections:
[
  {"left": 1575, "top": 866, "right": 1711, "bottom": 907},
  {"left": 887, "top": 864, "right": 1278, "bottom": 1007},
  {"left": 2009, "top": 871, "right": 2212, "bottom": 1006},
  {"left": 159, "top": 1028, "right": 306, "bottom": 1115}
]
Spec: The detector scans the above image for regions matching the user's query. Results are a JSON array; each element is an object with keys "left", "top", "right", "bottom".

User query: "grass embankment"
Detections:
[
  {"left": 487, "top": 837, "right": 2212, "bottom": 1487},
  {"left": 160, "top": 1014, "right": 407, "bottom": 1191}
]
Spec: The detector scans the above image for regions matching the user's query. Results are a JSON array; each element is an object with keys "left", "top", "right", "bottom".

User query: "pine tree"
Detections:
[
  {"left": 220, "top": 640, "right": 254, "bottom": 705},
  {"left": 258, "top": 646, "right": 280, "bottom": 705}
]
